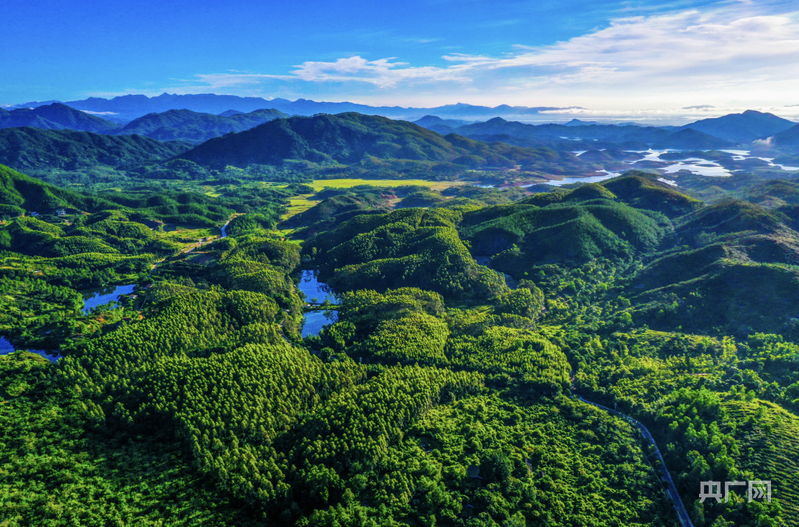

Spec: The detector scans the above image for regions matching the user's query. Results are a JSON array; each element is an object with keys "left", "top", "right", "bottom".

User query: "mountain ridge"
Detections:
[
  {"left": 680, "top": 110, "right": 796, "bottom": 143},
  {"left": 6, "top": 93, "right": 583, "bottom": 123},
  {"left": 177, "top": 112, "right": 582, "bottom": 172},
  {"left": 0, "top": 103, "right": 121, "bottom": 134}
]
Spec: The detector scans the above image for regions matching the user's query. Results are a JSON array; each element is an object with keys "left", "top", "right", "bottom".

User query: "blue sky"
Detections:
[{"left": 2, "top": 0, "right": 799, "bottom": 119}]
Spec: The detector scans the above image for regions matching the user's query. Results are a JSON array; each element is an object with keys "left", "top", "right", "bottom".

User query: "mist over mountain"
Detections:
[
  {"left": 423, "top": 116, "right": 673, "bottom": 149},
  {"left": 770, "top": 124, "right": 799, "bottom": 148}
]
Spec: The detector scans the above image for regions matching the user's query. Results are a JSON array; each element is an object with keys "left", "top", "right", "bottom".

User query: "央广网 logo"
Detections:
[{"left": 699, "top": 480, "right": 771, "bottom": 503}]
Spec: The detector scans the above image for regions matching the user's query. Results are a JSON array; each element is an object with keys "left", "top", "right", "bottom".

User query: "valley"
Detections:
[{"left": 0, "top": 100, "right": 798, "bottom": 526}]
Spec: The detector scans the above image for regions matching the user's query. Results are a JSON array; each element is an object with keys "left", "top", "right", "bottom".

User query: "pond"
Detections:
[
  {"left": 302, "top": 310, "right": 339, "bottom": 338},
  {"left": 298, "top": 270, "right": 340, "bottom": 337},
  {"left": 298, "top": 270, "right": 339, "bottom": 305},
  {"left": 82, "top": 284, "right": 135, "bottom": 314},
  {"left": 0, "top": 336, "right": 61, "bottom": 362}
]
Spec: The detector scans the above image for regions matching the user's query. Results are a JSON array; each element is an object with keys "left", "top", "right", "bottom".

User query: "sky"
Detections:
[{"left": 2, "top": 0, "right": 799, "bottom": 121}]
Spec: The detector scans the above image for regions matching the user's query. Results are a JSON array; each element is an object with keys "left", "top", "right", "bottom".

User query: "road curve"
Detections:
[{"left": 577, "top": 396, "right": 695, "bottom": 527}]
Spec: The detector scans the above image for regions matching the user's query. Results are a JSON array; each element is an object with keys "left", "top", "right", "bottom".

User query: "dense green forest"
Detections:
[{"left": 1, "top": 156, "right": 798, "bottom": 527}]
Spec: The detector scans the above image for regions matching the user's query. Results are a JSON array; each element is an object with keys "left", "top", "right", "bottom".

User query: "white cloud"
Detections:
[
  {"left": 288, "top": 56, "right": 468, "bottom": 88},
  {"left": 180, "top": 4, "right": 799, "bottom": 110}
]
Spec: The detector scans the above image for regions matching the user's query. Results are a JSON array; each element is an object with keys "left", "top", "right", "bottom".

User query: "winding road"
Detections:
[{"left": 577, "top": 396, "right": 695, "bottom": 527}]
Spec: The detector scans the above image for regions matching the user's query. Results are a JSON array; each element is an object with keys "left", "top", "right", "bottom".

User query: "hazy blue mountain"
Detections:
[
  {"left": 0, "top": 103, "right": 121, "bottom": 134},
  {"left": 681, "top": 110, "right": 795, "bottom": 143},
  {"left": 413, "top": 115, "right": 473, "bottom": 135},
  {"left": 414, "top": 115, "right": 471, "bottom": 128},
  {"left": 0, "top": 127, "right": 191, "bottom": 171},
  {"left": 218, "top": 109, "right": 244, "bottom": 117},
  {"left": 7, "top": 93, "right": 580, "bottom": 123},
  {"left": 421, "top": 102, "right": 571, "bottom": 120},
  {"left": 654, "top": 128, "right": 732, "bottom": 149},
  {"left": 563, "top": 119, "right": 599, "bottom": 126},
  {"left": 62, "top": 93, "right": 291, "bottom": 123},
  {"left": 452, "top": 117, "right": 671, "bottom": 146},
  {"left": 117, "top": 108, "right": 288, "bottom": 143},
  {"left": 771, "top": 124, "right": 799, "bottom": 148}
]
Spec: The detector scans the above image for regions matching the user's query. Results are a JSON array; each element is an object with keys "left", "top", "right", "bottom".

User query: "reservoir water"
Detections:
[
  {"left": 302, "top": 310, "right": 339, "bottom": 338},
  {"left": 298, "top": 270, "right": 340, "bottom": 337},
  {"left": 0, "top": 336, "right": 61, "bottom": 362},
  {"left": 82, "top": 284, "right": 135, "bottom": 314},
  {"left": 298, "top": 270, "right": 339, "bottom": 305}
]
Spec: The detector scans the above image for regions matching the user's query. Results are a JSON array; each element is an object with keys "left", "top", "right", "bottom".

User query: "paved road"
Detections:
[{"left": 577, "top": 396, "right": 695, "bottom": 527}]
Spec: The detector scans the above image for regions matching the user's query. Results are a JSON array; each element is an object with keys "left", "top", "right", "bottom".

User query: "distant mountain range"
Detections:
[
  {"left": 412, "top": 111, "right": 794, "bottom": 150},
  {"left": 0, "top": 103, "right": 288, "bottom": 144},
  {"left": 0, "top": 103, "right": 121, "bottom": 134},
  {"left": 1, "top": 96, "right": 797, "bottom": 171},
  {"left": 7, "top": 93, "right": 580, "bottom": 123}
]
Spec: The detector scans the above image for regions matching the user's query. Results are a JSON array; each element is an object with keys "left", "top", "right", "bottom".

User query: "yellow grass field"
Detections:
[
  {"left": 309, "top": 178, "right": 467, "bottom": 191},
  {"left": 281, "top": 179, "right": 468, "bottom": 222}
]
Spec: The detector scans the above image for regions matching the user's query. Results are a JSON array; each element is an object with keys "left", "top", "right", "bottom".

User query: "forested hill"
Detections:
[
  {"left": 2, "top": 162, "right": 799, "bottom": 526},
  {"left": 0, "top": 164, "right": 117, "bottom": 216},
  {"left": 177, "top": 112, "right": 579, "bottom": 171},
  {"left": 116, "top": 108, "right": 289, "bottom": 143},
  {"left": 0, "top": 127, "right": 191, "bottom": 171}
]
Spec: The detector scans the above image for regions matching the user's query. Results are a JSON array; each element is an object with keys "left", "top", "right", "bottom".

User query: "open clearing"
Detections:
[{"left": 309, "top": 178, "right": 467, "bottom": 191}]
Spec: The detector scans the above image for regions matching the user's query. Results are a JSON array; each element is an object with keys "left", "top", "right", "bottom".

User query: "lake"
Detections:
[
  {"left": 298, "top": 270, "right": 339, "bottom": 305},
  {"left": 0, "top": 336, "right": 61, "bottom": 362},
  {"left": 298, "top": 270, "right": 340, "bottom": 337},
  {"left": 302, "top": 310, "right": 339, "bottom": 338},
  {"left": 82, "top": 284, "right": 135, "bottom": 314}
]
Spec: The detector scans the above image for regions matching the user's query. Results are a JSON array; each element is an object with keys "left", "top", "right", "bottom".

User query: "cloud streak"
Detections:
[{"left": 184, "top": 4, "right": 799, "bottom": 110}]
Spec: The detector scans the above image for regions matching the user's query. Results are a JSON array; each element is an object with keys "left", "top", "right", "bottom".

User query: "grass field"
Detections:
[
  {"left": 309, "top": 178, "right": 467, "bottom": 191},
  {"left": 280, "top": 179, "right": 468, "bottom": 222},
  {"left": 284, "top": 197, "right": 322, "bottom": 220}
]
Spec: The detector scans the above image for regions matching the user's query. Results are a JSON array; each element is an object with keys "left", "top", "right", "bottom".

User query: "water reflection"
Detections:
[
  {"left": 0, "top": 336, "right": 61, "bottom": 362},
  {"left": 82, "top": 284, "right": 135, "bottom": 314},
  {"left": 298, "top": 270, "right": 341, "bottom": 338},
  {"left": 302, "top": 310, "right": 339, "bottom": 338},
  {"left": 298, "top": 270, "right": 339, "bottom": 305}
]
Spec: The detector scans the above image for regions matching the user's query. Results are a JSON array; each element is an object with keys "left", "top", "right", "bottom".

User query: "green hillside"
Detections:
[
  {"left": 118, "top": 108, "right": 288, "bottom": 143},
  {"left": 2, "top": 161, "right": 799, "bottom": 527},
  {"left": 0, "top": 127, "right": 190, "bottom": 171},
  {"left": 178, "top": 112, "right": 583, "bottom": 173},
  {"left": 0, "top": 164, "right": 126, "bottom": 218}
]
